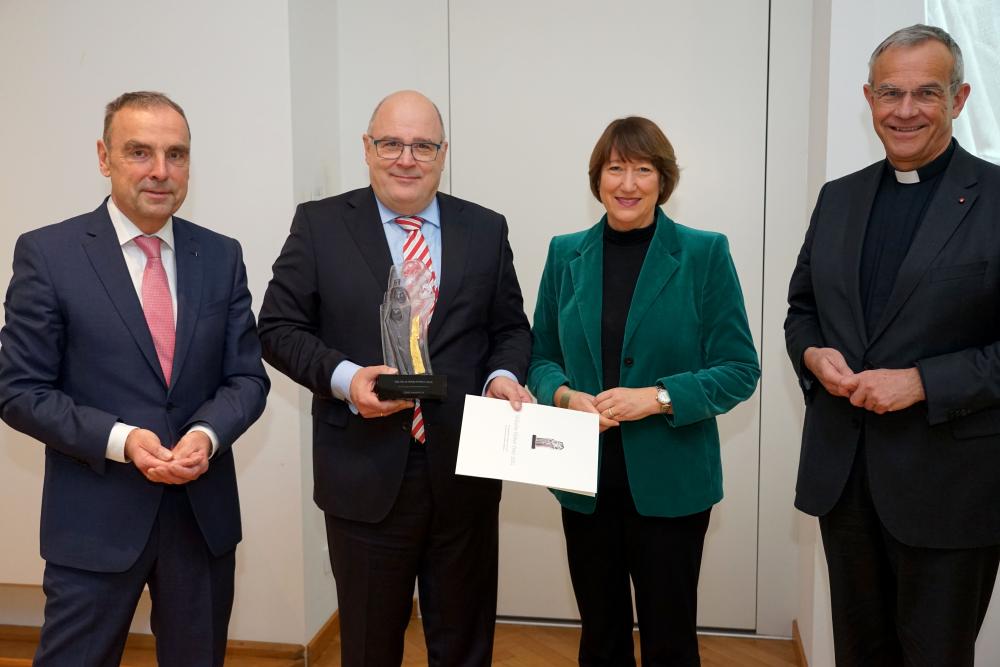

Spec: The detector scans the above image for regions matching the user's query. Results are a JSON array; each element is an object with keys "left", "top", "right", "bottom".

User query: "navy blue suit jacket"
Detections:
[{"left": 0, "top": 200, "right": 269, "bottom": 572}]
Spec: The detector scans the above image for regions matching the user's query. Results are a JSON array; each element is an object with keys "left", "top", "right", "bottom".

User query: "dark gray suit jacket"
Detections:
[
  {"left": 258, "top": 187, "right": 531, "bottom": 524},
  {"left": 786, "top": 144, "right": 1000, "bottom": 549}
]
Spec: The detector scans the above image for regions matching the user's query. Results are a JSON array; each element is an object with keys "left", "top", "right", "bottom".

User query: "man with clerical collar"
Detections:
[
  {"left": 258, "top": 90, "right": 532, "bottom": 665},
  {"left": 786, "top": 25, "right": 1000, "bottom": 666}
]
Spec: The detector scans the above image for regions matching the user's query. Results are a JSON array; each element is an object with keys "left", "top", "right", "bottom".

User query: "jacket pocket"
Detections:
[
  {"left": 312, "top": 398, "right": 348, "bottom": 427},
  {"left": 929, "top": 261, "right": 987, "bottom": 283},
  {"left": 950, "top": 407, "right": 1000, "bottom": 439}
]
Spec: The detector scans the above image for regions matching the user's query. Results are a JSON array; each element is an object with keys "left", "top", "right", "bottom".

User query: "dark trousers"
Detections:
[
  {"left": 325, "top": 442, "right": 499, "bottom": 667},
  {"left": 561, "top": 490, "right": 711, "bottom": 667},
  {"left": 820, "top": 442, "right": 1000, "bottom": 667},
  {"left": 34, "top": 486, "right": 236, "bottom": 667}
]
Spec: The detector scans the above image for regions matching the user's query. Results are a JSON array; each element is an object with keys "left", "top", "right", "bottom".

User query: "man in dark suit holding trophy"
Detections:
[{"left": 258, "top": 89, "right": 532, "bottom": 666}]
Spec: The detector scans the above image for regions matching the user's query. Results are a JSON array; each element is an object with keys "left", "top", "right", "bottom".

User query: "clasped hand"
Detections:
[
  {"left": 802, "top": 347, "right": 925, "bottom": 414},
  {"left": 558, "top": 386, "right": 661, "bottom": 432},
  {"left": 125, "top": 428, "right": 212, "bottom": 484}
]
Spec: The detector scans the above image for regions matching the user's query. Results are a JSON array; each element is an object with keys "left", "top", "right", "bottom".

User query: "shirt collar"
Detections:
[
  {"left": 891, "top": 138, "right": 956, "bottom": 184},
  {"left": 375, "top": 194, "right": 441, "bottom": 229},
  {"left": 106, "top": 198, "right": 175, "bottom": 250}
]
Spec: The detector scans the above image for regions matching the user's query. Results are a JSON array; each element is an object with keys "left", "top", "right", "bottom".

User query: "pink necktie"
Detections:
[
  {"left": 133, "top": 236, "right": 175, "bottom": 386},
  {"left": 395, "top": 216, "right": 437, "bottom": 443}
]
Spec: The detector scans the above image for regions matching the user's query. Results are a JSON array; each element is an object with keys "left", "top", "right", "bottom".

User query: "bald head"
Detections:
[
  {"left": 367, "top": 90, "right": 446, "bottom": 141},
  {"left": 363, "top": 90, "right": 449, "bottom": 215}
]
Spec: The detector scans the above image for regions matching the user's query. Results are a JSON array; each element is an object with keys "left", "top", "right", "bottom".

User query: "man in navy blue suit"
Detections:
[{"left": 0, "top": 91, "right": 269, "bottom": 666}]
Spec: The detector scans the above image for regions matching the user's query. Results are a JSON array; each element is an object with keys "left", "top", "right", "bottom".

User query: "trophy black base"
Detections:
[{"left": 375, "top": 374, "right": 448, "bottom": 400}]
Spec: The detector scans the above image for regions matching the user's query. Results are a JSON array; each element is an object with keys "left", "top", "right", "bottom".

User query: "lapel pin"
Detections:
[{"left": 959, "top": 197, "right": 966, "bottom": 204}]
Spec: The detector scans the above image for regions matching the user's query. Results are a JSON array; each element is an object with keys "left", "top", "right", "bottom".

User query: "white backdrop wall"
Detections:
[
  {"left": 446, "top": 0, "right": 768, "bottom": 631},
  {"left": 5, "top": 0, "right": 998, "bottom": 657},
  {"left": 796, "top": 1, "right": 1000, "bottom": 665},
  {"left": 0, "top": 0, "right": 329, "bottom": 644}
]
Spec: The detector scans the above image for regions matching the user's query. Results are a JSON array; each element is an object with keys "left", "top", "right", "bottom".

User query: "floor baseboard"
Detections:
[
  {"left": 792, "top": 619, "right": 809, "bottom": 667},
  {"left": 0, "top": 622, "right": 310, "bottom": 661}
]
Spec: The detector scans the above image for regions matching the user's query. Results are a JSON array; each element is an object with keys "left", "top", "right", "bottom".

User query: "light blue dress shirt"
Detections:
[{"left": 330, "top": 195, "right": 516, "bottom": 407}]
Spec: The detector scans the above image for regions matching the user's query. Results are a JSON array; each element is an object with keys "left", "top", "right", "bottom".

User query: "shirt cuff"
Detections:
[
  {"left": 107, "top": 422, "right": 137, "bottom": 463},
  {"left": 483, "top": 369, "right": 518, "bottom": 395},
  {"left": 188, "top": 423, "right": 220, "bottom": 458},
  {"left": 332, "top": 359, "right": 362, "bottom": 415}
]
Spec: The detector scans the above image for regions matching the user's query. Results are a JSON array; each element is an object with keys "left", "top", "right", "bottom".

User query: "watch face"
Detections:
[{"left": 656, "top": 388, "right": 670, "bottom": 405}]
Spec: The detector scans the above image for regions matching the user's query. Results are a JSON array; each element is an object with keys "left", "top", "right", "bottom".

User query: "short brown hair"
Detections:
[
  {"left": 103, "top": 91, "right": 189, "bottom": 147},
  {"left": 588, "top": 116, "right": 679, "bottom": 205}
]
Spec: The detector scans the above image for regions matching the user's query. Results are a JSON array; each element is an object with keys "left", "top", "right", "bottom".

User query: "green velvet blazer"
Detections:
[{"left": 527, "top": 209, "right": 760, "bottom": 516}]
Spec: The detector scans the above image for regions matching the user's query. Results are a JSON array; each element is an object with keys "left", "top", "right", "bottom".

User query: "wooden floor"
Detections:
[
  {"left": 1, "top": 620, "right": 800, "bottom": 666},
  {"left": 310, "top": 621, "right": 800, "bottom": 666}
]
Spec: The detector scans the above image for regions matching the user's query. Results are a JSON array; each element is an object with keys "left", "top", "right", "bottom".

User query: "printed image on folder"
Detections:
[{"left": 456, "top": 395, "right": 599, "bottom": 495}]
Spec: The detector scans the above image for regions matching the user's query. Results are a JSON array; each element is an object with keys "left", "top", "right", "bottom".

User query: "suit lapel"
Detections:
[
  {"left": 170, "top": 220, "right": 202, "bottom": 394},
  {"left": 569, "top": 221, "right": 605, "bottom": 381},
  {"left": 868, "top": 147, "right": 980, "bottom": 346},
  {"left": 844, "top": 163, "right": 882, "bottom": 351},
  {"left": 343, "top": 187, "right": 394, "bottom": 292},
  {"left": 431, "top": 193, "right": 471, "bottom": 345},
  {"left": 81, "top": 203, "right": 165, "bottom": 385},
  {"left": 623, "top": 211, "right": 680, "bottom": 352}
]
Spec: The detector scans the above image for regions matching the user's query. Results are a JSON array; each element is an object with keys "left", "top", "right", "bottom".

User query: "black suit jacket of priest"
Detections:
[{"left": 786, "top": 143, "right": 1000, "bottom": 549}]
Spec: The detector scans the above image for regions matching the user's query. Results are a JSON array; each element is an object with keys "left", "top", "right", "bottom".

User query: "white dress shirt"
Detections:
[{"left": 104, "top": 198, "right": 218, "bottom": 462}]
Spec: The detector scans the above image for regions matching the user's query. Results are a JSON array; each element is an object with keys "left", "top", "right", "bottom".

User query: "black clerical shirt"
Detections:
[{"left": 860, "top": 139, "right": 956, "bottom": 337}]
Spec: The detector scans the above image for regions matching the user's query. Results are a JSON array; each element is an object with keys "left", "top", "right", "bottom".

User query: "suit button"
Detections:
[
  {"left": 401, "top": 424, "right": 408, "bottom": 433},
  {"left": 623, "top": 357, "right": 634, "bottom": 367},
  {"left": 166, "top": 402, "right": 176, "bottom": 412}
]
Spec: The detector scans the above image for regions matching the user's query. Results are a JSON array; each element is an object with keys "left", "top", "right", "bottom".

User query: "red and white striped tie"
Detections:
[
  {"left": 395, "top": 216, "right": 437, "bottom": 443},
  {"left": 133, "top": 235, "right": 175, "bottom": 386}
]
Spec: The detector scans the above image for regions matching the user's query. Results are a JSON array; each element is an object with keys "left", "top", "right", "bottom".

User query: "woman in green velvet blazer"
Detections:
[{"left": 527, "top": 117, "right": 759, "bottom": 665}]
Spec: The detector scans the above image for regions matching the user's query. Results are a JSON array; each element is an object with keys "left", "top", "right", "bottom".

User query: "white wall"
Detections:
[
  {"left": 0, "top": 0, "right": 328, "bottom": 645},
  {"left": 793, "top": 1, "right": 1000, "bottom": 666},
  {"left": 447, "top": 0, "right": 768, "bottom": 631},
  {"left": 287, "top": 0, "right": 343, "bottom": 638},
  {"left": 758, "top": 0, "right": 819, "bottom": 638},
  {"left": 8, "top": 0, "right": 998, "bottom": 658}
]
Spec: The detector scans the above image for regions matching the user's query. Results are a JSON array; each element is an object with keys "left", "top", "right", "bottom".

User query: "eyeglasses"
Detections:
[
  {"left": 871, "top": 85, "right": 950, "bottom": 107},
  {"left": 372, "top": 139, "right": 442, "bottom": 162}
]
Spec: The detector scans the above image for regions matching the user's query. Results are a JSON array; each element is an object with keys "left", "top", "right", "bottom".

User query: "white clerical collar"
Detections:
[{"left": 894, "top": 169, "right": 920, "bottom": 184}]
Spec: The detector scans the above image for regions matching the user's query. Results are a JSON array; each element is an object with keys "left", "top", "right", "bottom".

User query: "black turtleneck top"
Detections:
[{"left": 599, "top": 217, "right": 656, "bottom": 494}]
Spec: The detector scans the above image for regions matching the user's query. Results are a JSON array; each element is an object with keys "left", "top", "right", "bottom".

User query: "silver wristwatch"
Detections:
[{"left": 655, "top": 384, "right": 672, "bottom": 412}]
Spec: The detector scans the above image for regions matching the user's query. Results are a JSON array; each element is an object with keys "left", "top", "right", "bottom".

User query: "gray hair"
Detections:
[
  {"left": 103, "top": 91, "right": 189, "bottom": 147},
  {"left": 367, "top": 91, "right": 446, "bottom": 142},
  {"left": 868, "top": 24, "right": 964, "bottom": 91}
]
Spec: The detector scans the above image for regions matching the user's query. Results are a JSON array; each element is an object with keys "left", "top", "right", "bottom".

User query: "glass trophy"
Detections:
[{"left": 375, "top": 261, "right": 448, "bottom": 400}]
